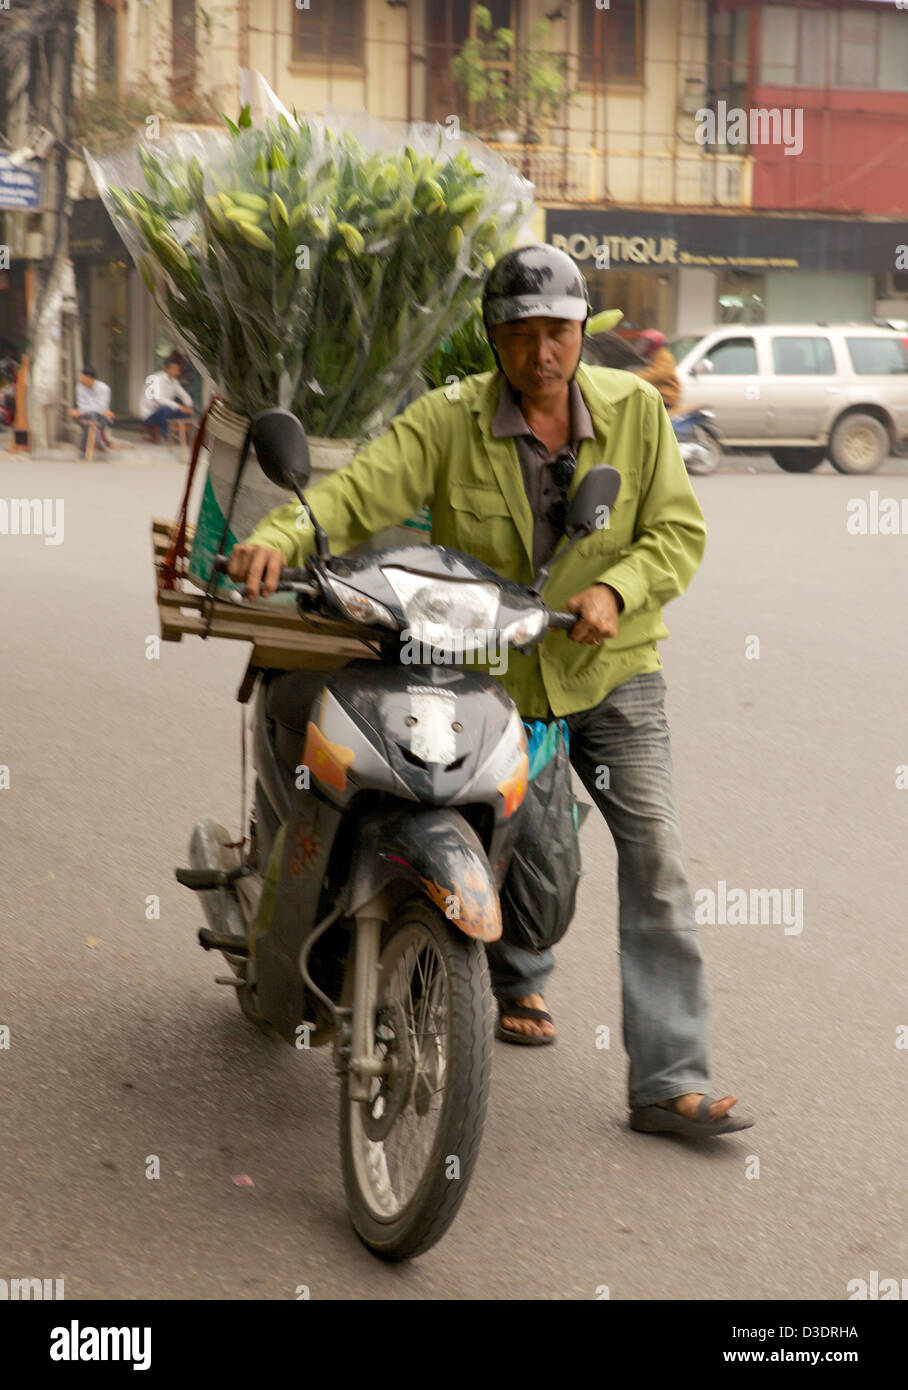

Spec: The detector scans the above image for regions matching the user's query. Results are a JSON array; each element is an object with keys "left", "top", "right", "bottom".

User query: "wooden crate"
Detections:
[{"left": 152, "top": 518, "right": 378, "bottom": 671}]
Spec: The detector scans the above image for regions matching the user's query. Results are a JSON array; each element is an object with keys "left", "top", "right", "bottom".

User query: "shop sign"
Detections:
[
  {"left": 0, "top": 156, "right": 42, "bottom": 210},
  {"left": 69, "top": 196, "right": 128, "bottom": 260},
  {"left": 551, "top": 233, "right": 678, "bottom": 265},
  {"left": 547, "top": 208, "right": 903, "bottom": 274}
]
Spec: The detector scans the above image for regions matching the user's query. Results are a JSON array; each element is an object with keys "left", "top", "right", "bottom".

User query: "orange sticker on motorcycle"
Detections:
[
  {"left": 289, "top": 819, "right": 322, "bottom": 876},
  {"left": 497, "top": 752, "right": 529, "bottom": 818},
  {"left": 303, "top": 721, "right": 355, "bottom": 794},
  {"left": 419, "top": 868, "right": 503, "bottom": 942}
]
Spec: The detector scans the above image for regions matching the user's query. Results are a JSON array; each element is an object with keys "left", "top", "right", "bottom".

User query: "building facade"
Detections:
[
  {"left": 4, "top": 0, "right": 907, "bottom": 438},
  {"left": 541, "top": 0, "right": 908, "bottom": 333}
]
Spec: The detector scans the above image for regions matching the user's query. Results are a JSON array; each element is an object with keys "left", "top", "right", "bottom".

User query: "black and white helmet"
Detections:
[{"left": 482, "top": 244, "right": 591, "bottom": 330}]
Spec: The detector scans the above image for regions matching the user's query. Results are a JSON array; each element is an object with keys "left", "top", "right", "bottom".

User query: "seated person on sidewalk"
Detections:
[
  {"left": 69, "top": 366, "right": 114, "bottom": 457},
  {"left": 140, "top": 354, "right": 195, "bottom": 436}
]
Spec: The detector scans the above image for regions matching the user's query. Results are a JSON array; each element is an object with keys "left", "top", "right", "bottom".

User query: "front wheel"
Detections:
[{"left": 339, "top": 897, "right": 494, "bottom": 1260}]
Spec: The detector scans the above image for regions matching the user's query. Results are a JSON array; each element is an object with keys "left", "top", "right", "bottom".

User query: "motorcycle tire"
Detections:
[{"left": 339, "top": 896, "right": 494, "bottom": 1261}]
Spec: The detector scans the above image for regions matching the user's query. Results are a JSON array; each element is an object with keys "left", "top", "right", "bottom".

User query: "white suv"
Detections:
[{"left": 670, "top": 323, "right": 908, "bottom": 473}]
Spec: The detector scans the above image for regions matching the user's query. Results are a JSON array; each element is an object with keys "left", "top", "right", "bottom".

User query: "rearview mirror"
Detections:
[
  {"left": 252, "top": 407, "right": 311, "bottom": 495},
  {"left": 694, "top": 358, "right": 714, "bottom": 377},
  {"left": 528, "top": 465, "right": 622, "bottom": 595},
  {"left": 565, "top": 464, "right": 622, "bottom": 539}
]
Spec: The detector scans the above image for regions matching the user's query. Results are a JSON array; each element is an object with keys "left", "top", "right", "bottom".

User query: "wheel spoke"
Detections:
[{"left": 349, "top": 920, "right": 450, "bottom": 1217}]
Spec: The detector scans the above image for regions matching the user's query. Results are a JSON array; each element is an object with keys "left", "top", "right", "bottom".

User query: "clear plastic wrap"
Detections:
[{"left": 86, "top": 86, "right": 534, "bottom": 439}]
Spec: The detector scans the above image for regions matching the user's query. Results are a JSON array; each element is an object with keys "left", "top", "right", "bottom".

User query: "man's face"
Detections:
[
  {"left": 490, "top": 316, "right": 583, "bottom": 400},
  {"left": 79, "top": 372, "right": 93, "bottom": 387},
  {"left": 165, "top": 363, "right": 181, "bottom": 378}
]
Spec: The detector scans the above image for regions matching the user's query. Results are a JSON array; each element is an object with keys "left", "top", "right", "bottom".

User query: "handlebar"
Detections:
[
  {"left": 547, "top": 610, "right": 578, "bottom": 630},
  {"left": 213, "top": 554, "right": 320, "bottom": 600},
  {"left": 274, "top": 567, "right": 320, "bottom": 598},
  {"left": 215, "top": 553, "right": 579, "bottom": 628}
]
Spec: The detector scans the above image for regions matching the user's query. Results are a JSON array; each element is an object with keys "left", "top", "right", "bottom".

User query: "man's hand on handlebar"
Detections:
[
  {"left": 226, "top": 544, "right": 285, "bottom": 599},
  {"left": 565, "top": 584, "right": 621, "bottom": 644}
]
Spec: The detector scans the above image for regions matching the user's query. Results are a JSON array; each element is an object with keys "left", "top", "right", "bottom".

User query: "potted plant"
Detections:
[
  {"left": 451, "top": 7, "right": 515, "bottom": 141},
  {"left": 451, "top": 5, "right": 571, "bottom": 145},
  {"left": 513, "top": 17, "right": 571, "bottom": 145}
]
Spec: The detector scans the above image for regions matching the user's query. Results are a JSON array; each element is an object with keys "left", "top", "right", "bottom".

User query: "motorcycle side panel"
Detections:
[
  {"left": 255, "top": 792, "right": 343, "bottom": 1043},
  {"left": 252, "top": 680, "right": 292, "bottom": 829}
]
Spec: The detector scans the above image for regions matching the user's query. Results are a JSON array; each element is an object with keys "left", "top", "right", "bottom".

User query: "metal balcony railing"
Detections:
[{"left": 484, "top": 142, "right": 753, "bottom": 209}]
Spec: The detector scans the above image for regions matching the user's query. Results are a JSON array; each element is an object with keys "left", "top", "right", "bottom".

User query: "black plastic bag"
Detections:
[{"left": 500, "top": 719, "right": 587, "bottom": 954}]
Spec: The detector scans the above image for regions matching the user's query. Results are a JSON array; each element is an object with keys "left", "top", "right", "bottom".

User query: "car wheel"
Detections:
[
  {"left": 828, "top": 413, "right": 889, "bottom": 475},
  {"left": 771, "top": 448, "right": 827, "bottom": 473}
]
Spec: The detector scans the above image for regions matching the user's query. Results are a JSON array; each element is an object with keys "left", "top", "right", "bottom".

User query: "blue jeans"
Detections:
[
  {"left": 77, "top": 411, "right": 109, "bottom": 455},
  {"left": 144, "top": 404, "right": 186, "bottom": 432},
  {"left": 486, "top": 671, "right": 711, "bottom": 1109}
]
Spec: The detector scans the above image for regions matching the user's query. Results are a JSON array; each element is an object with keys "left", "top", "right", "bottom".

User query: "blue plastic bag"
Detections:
[{"left": 523, "top": 718, "right": 580, "bottom": 831}]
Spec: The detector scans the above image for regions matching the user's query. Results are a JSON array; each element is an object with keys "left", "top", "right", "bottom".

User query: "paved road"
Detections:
[{"left": 1, "top": 447, "right": 906, "bottom": 1300}]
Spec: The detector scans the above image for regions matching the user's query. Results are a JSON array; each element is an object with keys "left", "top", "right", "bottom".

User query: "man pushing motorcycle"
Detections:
[{"left": 228, "top": 244, "right": 753, "bottom": 1138}]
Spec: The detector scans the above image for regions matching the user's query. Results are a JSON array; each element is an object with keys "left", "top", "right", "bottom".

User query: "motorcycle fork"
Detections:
[{"left": 347, "top": 893, "right": 389, "bottom": 1102}]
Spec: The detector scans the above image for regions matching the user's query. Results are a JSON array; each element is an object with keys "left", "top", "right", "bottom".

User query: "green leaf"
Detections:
[
  {"left": 124, "top": 108, "right": 529, "bottom": 436},
  {"left": 587, "top": 309, "right": 624, "bottom": 334}
]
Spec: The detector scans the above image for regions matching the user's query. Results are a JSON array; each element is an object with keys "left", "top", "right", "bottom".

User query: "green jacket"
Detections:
[{"left": 243, "top": 363, "right": 707, "bottom": 718}]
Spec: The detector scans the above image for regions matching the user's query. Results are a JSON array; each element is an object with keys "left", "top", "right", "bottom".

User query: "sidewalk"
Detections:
[{"left": 11, "top": 438, "right": 193, "bottom": 468}]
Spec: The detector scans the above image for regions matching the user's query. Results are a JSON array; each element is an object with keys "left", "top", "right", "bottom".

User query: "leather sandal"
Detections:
[
  {"left": 630, "top": 1094, "right": 754, "bottom": 1137},
  {"left": 495, "top": 998, "right": 557, "bottom": 1046}
]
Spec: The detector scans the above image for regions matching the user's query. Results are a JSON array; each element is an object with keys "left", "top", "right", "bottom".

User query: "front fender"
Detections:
[{"left": 345, "top": 808, "right": 502, "bottom": 942}]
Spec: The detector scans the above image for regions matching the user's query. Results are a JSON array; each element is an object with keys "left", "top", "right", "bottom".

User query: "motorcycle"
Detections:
[
  {"left": 176, "top": 407, "right": 620, "bottom": 1260},
  {"left": 583, "top": 335, "right": 722, "bottom": 477},
  {"left": 671, "top": 406, "right": 722, "bottom": 476}
]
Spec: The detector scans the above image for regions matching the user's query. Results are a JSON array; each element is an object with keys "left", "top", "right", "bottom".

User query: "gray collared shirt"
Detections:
[{"left": 490, "top": 372, "right": 596, "bottom": 572}]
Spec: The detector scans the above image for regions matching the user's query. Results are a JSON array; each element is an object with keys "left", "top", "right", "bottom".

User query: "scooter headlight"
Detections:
[
  {"left": 324, "top": 575, "right": 397, "bottom": 627},
  {"left": 382, "top": 568, "right": 500, "bottom": 651}
]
